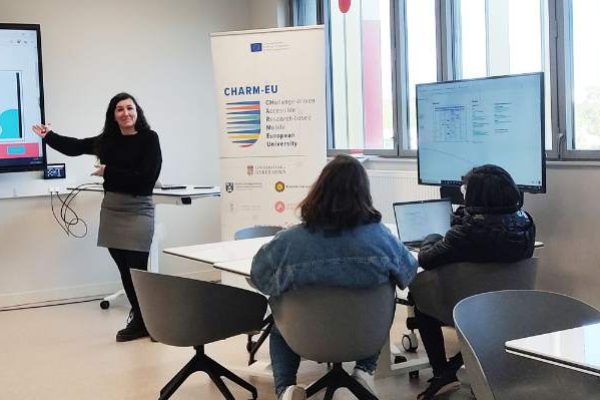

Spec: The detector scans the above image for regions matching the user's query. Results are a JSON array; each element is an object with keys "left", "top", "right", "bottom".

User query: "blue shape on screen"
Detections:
[
  {"left": 250, "top": 43, "right": 262, "bottom": 52},
  {"left": 0, "top": 109, "right": 20, "bottom": 139},
  {"left": 7, "top": 145, "right": 25, "bottom": 155}
]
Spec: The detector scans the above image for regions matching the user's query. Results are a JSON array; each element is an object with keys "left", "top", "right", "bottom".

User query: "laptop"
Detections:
[{"left": 393, "top": 199, "right": 452, "bottom": 249}]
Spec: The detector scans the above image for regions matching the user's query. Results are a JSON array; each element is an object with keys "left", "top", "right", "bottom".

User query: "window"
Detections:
[
  {"left": 289, "top": 0, "right": 600, "bottom": 160},
  {"left": 453, "top": 0, "right": 552, "bottom": 150},
  {"left": 403, "top": 0, "right": 438, "bottom": 150},
  {"left": 291, "top": 0, "right": 320, "bottom": 25},
  {"left": 328, "top": 0, "right": 394, "bottom": 152},
  {"left": 566, "top": 0, "right": 600, "bottom": 150}
]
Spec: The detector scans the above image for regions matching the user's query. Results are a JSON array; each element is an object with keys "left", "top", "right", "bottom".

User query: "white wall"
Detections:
[
  {"left": 248, "top": 0, "right": 289, "bottom": 29},
  {"left": 0, "top": 0, "right": 253, "bottom": 307}
]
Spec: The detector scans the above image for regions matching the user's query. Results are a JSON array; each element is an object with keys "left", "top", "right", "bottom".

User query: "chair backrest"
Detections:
[
  {"left": 234, "top": 225, "right": 283, "bottom": 240},
  {"left": 131, "top": 270, "right": 267, "bottom": 347},
  {"left": 409, "top": 257, "right": 538, "bottom": 326},
  {"left": 270, "top": 283, "right": 395, "bottom": 363},
  {"left": 454, "top": 290, "right": 600, "bottom": 400}
]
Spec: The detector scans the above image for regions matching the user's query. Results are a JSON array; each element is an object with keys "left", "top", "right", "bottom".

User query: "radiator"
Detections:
[{"left": 367, "top": 169, "right": 439, "bottom": 223}]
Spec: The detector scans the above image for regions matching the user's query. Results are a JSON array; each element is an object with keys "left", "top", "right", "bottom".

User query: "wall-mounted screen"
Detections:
[
  {"left": 416, "top": 72, "right": 545, "bottom": 193},
  {"left": 0, "top": 24, "right": 46, "bottom": 173}
]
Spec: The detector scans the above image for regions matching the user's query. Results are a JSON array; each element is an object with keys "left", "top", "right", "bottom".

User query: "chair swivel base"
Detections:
[
  {"left": 158, "top": 345, "right": 257, "bottom": 400},
  {"left": 305, "top": 363, "right": 378, "bottom": 400}
]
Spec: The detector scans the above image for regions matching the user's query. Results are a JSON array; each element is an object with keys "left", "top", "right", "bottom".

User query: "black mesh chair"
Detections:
[
  {"left": 131, "top": 270, "right": 268, "bottom": 400},
  {"left": 454, "top": 290, "right": 600, "bottom": 400},
  {"left": 270, "top": 284, "right": 396, "bottom": 400}
]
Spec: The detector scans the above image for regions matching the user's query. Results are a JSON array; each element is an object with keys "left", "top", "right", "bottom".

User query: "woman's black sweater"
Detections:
[{"left": 45, "top": 129, "right": 162, "bottom": 196}]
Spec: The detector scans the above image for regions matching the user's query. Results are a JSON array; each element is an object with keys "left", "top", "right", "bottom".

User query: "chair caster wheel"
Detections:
[
  {"left": 402, "top": 332, "right": 418, "bottom": 352},
  {"left": 409, "top": 370, "right": 419, "bottom": 379},
  {"left": 100, "top": 300, "right": 110, "bottom": 310}
]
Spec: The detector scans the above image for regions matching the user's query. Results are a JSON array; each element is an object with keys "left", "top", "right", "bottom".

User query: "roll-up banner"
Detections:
[{"left": 211, "top": 26, "right": 326, "bottom": 240}]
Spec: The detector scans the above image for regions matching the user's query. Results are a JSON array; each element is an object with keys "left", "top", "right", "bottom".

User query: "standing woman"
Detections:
[{"left": 32, "top": 92, "right": 162, "bottom": 342}]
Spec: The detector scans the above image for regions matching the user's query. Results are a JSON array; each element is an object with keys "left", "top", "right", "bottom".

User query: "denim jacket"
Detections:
[{"left": 250, "top": 222, "right": 418, "bottom": 297}]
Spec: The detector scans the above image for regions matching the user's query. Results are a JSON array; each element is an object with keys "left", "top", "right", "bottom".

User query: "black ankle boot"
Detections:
[{"left": 116, "top": 311, "right": 149, "bottom": 342}]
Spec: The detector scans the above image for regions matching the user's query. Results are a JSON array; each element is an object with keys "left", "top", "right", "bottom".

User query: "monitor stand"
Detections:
[
  {"left": 440, "top": 186, "right": 526, "bottom": 208},
  {"left": 440, "top": 186, "right": 463, "bottom": 205}
]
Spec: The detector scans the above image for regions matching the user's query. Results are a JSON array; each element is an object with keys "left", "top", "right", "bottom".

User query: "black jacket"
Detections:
[{"left": 417, "top": 206, "right": 536, "bottom": 270}]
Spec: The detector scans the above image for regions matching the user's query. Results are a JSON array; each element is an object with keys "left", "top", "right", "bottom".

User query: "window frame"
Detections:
[{"left": 289, "top": 0, "right": 600, "bottom": 160}]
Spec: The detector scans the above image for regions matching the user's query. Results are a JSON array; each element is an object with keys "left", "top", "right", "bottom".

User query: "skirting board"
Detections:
[{"left": 0, "top": 269, "right": 220, "bottom": 309}]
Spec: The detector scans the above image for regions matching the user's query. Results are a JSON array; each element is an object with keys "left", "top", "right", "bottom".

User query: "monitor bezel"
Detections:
[
  {"left": 0, "top": 23, "right": 47, "bottom": 174},
  {"left": 415, "top": 72, "right": 546, "bottom": 194}
]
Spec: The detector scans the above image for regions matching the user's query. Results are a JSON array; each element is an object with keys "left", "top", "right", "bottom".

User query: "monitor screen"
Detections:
[
  {"left": 393, "top": 199, "right": 452, "bottom": 245},
  {"left": 0, "top": 24, "right": 46, "bottom": 173},
  {"left": 416, "top": 72, "right": 545, "bottom": 193}
]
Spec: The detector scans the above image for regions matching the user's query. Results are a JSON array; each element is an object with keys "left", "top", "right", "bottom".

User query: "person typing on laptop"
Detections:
[{"left": 414, "top": 164, "right": 536, "bottom": 400}]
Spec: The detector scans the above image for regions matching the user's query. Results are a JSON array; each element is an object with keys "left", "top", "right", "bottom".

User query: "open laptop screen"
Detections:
[{"left": 393, "top": 199, "right": 452, "bottom": 246}]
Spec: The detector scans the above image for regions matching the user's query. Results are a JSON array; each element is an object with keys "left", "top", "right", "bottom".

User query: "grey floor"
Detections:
[{"left": 0, "top": 299, "right": 474, "bottom": 400}]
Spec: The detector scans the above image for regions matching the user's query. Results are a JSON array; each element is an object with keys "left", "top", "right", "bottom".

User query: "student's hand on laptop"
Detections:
[{"left": 422, "top": 233, "right": 443, "bottom": 246}]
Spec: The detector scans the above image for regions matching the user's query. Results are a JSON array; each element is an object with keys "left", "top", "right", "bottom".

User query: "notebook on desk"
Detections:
[{"left": 393, "top": 199, "right": 452, "bottom": 249}]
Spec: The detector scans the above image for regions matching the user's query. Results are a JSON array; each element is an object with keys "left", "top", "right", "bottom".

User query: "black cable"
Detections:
[{"left": 49, "top": 183, "right": 97, "bottom": 238}]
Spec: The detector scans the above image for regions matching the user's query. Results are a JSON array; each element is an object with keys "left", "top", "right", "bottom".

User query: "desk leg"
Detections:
[{"left": 149, "top": 209, "right": 161, "bottom": 273}]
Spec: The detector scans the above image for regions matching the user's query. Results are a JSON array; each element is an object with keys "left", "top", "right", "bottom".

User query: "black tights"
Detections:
[
  {"left": 108, "top": 248, "right": 149, "bottom": 326},
  {"left": 414, "top": 306, "right": 463, "bottom": 377}
]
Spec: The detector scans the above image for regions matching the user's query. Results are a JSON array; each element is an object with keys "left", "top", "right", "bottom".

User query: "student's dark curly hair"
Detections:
[
  {"left": 463, "top": 164, "right": 522, "bottom": 213},
  {"left": 299, "top": 154, "right": 382, "bottom": 230},
  {"left": 95, "top": 92, "right": 151, "bottom": 157}
]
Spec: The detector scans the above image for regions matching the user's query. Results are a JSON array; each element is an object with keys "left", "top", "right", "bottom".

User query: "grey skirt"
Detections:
[{"left": 98, "top": 192, "right": 155, "bottom": 252}]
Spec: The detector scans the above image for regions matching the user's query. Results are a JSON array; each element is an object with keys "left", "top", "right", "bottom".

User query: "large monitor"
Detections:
[
  {"left": 416, "top": 72, "right": 545, "bottom": 193},
  {"left": 0, "top": 24, "right": 46, "bottom": 173}
]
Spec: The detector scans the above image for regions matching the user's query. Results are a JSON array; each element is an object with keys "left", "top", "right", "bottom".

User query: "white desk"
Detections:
[
  {"left": 71, "top": 183, "right": 220, "bottom": 269},
  {"left": 165, "top": 233, "right": 428, "bottom": 379},
  {"left": 164, "top": 225, "right": 542, "bottom": 378},
  {"left": 505, "top": 322, "right": 600, "bottom": 377},
  {"left": 163, "top": 236, "right": 270, "bottom": 265},
  {"left": 70, "top": 183, "right": 220, "bottom": 205}
]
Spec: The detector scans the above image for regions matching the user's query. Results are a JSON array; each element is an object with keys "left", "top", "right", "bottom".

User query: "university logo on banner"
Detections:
[{"left": 225, "top": 101, "right": 261, "bottom": 147}]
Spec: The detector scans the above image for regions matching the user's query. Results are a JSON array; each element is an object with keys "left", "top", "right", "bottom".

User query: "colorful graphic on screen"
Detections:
[
  {"left": 0, "top": 71, "right": 22, "bottom": 141},
  {"left": 225, "top": 100, "right": 260, "bottom": 147}
]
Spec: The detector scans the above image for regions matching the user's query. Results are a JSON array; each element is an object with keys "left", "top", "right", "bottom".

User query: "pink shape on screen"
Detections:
[{"left": 0, "top": 142, "right": 40, "bottom": 159}]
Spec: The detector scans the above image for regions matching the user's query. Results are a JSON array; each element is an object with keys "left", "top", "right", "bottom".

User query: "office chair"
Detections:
[
  {"left": 233, "top": 224, "right": 284, "bottom": 365},
  {"left": 131, "top": 270, "right": 268, "bottom": 400},
  {"left": 454, "top": 290, "right": 600, "bottom": 400},
  {"left": 233, "top": 225, "right": 283, "bottom": 240},
  {"left": 400, "top": 257, "right": 537, "bottom": 381},
  {"left": 409, "top": 257, "right": 538, "bottom": 327},
  {"left": 270, "top": 283, "right": 396, "bottom": 400}
]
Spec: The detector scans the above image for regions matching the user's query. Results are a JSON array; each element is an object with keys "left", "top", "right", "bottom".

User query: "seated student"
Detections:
[
  {"left": 251, "top": 154, "right": 418, "bottom": 400},
  {"left": 415, "top": 164, "right": 536, "bottom": 400}
]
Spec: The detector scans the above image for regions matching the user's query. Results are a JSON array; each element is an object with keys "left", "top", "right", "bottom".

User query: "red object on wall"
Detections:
[{"left": 339, "top": 0, "right": 351, "bottom": 13}]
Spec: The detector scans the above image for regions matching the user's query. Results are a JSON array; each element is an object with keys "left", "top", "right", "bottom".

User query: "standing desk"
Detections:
[
  {"left": 71, "top": 184, "right": 220, "bottom": 308},
  {"left": 505, "top": 322, "right": 600, "bottom": 377}
]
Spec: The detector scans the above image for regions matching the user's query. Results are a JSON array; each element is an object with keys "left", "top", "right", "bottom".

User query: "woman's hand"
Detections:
[
  {"left": 31, "top": 124, "right": 52, "bottom": 138},
  {"left": 91, "top": 164, "right": 106, "bottom": 177}
]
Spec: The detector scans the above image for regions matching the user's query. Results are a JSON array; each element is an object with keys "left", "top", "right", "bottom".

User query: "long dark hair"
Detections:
[
  {"left": 299, "top": 154, "right": 381, "bottom": 230},
  {"left": 463, "top": 164, "right": 522, "bottom": 213},
  {"left": 95, "top": 92, "right": 150, "bottom": 157}
]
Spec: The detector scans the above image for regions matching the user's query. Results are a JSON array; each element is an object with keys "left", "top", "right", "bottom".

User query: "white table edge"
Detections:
[{"left": 505, "top": 347, "right": 600, "bottom": 377}]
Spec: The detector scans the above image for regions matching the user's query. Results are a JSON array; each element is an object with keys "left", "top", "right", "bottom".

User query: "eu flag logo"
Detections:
[{"left": 250, "top": 43, "right": 262, "bottom": 52}]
